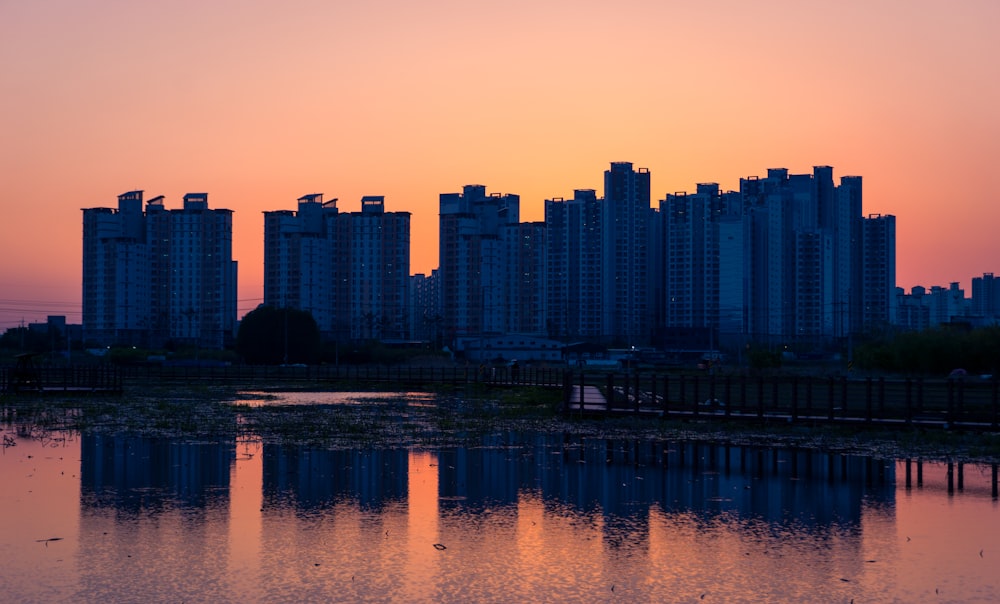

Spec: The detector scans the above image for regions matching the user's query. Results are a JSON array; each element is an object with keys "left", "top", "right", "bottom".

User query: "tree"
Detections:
[
  {"left": 0, "top": 326, "right": 51, "bottom": 353},
  {"left": 236, "top": 306, "right": 321, "bottom": 365}
]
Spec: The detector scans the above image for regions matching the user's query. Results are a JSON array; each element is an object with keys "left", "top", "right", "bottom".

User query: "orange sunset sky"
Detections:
[{"left": 2, "top": 0, "right": 999, "bottom": 330}]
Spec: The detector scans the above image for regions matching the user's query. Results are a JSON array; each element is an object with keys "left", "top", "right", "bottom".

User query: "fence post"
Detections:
[
  {"left": 947, "top": 379, "right": 955, "bottom": 426},
  {"left": 878, "top": 377, "right": 886, "bottom": 420},
  {"left": 606, "top": 373, "right": 614, "bottom": 412},
  {"left": 840, "top": 376, "right": 848, "bottom": 419},
  {"left": 865, "top": 377, "right": 873, "bottom": 423},
  {"left": 634, "top": 371, "right": 641, "bottom": 414},
  {"left": 992, "top": 377, "right": 998, "bottom": 429},
  {"left": 957, "top": 378, "right": 965, "bottom": 424},
  {"left": 662, "top": 375, "right": 670, "bottom": 416},
  {"left": 623, "top": 372, "right": 630, "bottom": 413},
  {"left": 725, "top": 376, "right": 732, "bottom": 417},
  {"left": 692, "top": 375, "right": 700, "bottom": 417},
  {"left": 791, "top": 376, "right": 798, "bottom": 422},
  {"left": 757, "top": 376, "right": 765, "bottom": 418},
  {"left": 562, "top": 371, "right": 570, "bottom": 413},
  {"left": 823, "top": 375, "right": 831, "bottom": 417}
]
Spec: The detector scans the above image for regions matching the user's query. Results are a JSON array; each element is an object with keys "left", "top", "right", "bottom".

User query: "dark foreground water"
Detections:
[{"left": 1, "top": 393, "right": 998, "bottom": 603}]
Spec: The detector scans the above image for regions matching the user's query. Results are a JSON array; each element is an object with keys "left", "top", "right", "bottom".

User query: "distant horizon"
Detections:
[{"left": 4, "top": 1, "right": 999, "bottom": 329}]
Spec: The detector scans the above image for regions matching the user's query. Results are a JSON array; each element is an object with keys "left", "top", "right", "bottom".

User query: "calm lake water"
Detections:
[{"left": 2, "top": 392, "right": 998, "bottom": 603}]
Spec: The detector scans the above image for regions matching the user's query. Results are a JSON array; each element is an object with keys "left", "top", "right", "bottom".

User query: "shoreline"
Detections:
[{"left": 2, "top": 382, "right": 999, "bottom": 464}]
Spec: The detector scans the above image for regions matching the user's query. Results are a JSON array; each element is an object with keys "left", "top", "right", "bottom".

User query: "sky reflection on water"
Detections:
[{"left": 1, "top": 395, "right": 998, "bottom": 603}]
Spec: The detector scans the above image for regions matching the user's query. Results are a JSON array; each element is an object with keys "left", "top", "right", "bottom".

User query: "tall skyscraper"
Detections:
[
  {"left": 861, "top": 213, "right": 896, "bottom": 333},
  {"left": 438, "top": 185, "right": 520, "bottom": 346},
  {"left": 503, "top": 221, "right": 546, "bottom": 336},
  {"left": 544, "top": 189, "right": 603, "bottom": 339},
  {"left": 602, "top": 162, "right": 652, "bottom": 345},
  {"left": 409, "top": 270, "right": 442, "bottom": 344},
  {"left": 659, "top": 183, "right": 742, "bottom": 348},
  {"left": 82, "top": 191, "right": 150, "bottom": 347},
  {"left": 336, "top": 196, "right": 410, "bottom": 341},
  {"left": 82, "top": 191, "right": 237, "bottom": 348}
]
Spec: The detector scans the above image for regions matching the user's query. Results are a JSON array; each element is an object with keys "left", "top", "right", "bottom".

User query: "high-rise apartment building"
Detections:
[
  {"left": 502, "top": 221, "right": 546, "bottom": 336},
  {"left": 733, "top": 167, "right": 873, "bottom": 346},
  {"left": 263, "top": 194, "right": 339, "bottom": 336},
  {"left": 861, "top": 213, "right": 896, "bottom": 333},
  {"left": 82, "top": 191, "right": 237, "bottom": 348},
  {"left": 659, "top": 184, "right": 742, "bottom": 348},
  {"left": 263, "top": 195, "right": 410, "bottom": 341},
  {"left": 971, "top": 273, "right": 1000, "bottom": 320},
  {"left": 603, "top": 162, "right": 652, "bottom": 345},
  {"left": 409, "top": 270, "right": 441, "bottom": 344},
  {"left": 337, "top": 196, "right": 410, "bottom": 341},
  {"left": 544, "top": 189, "right": 603, "bottom": 339},
  {"left": 438, "top": 185, "right": 520, "bottom": 345}
]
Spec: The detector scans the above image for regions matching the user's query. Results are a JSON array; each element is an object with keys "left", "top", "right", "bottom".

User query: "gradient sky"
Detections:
[{"left": 3, "top": 0, "right": 999, "bottom": 329}]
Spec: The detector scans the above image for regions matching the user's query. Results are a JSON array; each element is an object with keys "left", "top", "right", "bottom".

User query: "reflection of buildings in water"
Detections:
[
  {"left": 437, "top": 433, "right": 896, "bottom": 528},
  {"left": 79, "top": 433, "right": 234, "bottom": 511},
  {"left": 76, "top": 434, "right": 236, "bottom": 602},
  {"left": 261, "top": 445, "right": 409, "bottom": 509}
]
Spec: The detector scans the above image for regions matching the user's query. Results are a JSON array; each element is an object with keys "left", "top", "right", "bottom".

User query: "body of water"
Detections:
[{"left": 1, "top": 391, "right": 998, "bottom": 602}]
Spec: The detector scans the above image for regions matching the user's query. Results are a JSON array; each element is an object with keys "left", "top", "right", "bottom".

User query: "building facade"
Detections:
[
  {"left": 263, "top": 194, "right": 339, "bottom": 336},
  {"left": 602, "top": 162, "right": 653, "bottom": 345},
  {"left": 82, "top": 191, "right": 237, "bottom": 348},
  {"left": 544, "top": 189, "right": 603, "bottom": 339},
  {"left": 438, "top": 185, "right": 520, "bottom": 346},
  {"left": 264, "top": 195, "right": 410, "bottom": 342}
]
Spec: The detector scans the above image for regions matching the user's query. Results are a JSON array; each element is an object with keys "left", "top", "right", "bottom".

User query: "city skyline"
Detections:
[{"left": 3, "top": 0, "right": 999, "bottom": 329}]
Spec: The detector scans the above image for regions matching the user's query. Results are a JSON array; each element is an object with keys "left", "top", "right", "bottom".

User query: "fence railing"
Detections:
[
  {"left": 0, "top": 366, "right": 124, "bottom": 393},
  {"left": 561, "top": 371, "right": 1000, "bottom": 429}
]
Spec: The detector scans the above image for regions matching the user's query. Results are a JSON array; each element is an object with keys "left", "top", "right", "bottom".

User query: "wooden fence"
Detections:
[{"left": 562, "top": 371, "right": 1000, "bottom": 430}]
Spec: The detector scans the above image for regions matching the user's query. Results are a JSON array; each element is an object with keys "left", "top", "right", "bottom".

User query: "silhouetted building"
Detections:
[
  {"left": 735, "top": 167, "right": 871, "bottom": 347},
  {"left": 263, "top": 194, "right": 339, "bottom": 336},
  {"left": 658, "top": 183, "right": 743, "bottom": 349},
  {"left": 503, "top": 221, "right": 546, "bottom": 336},
  {"left": 861, "top": 213, "right": 896, "bottom": 333},
  {"left": 895, "top": 282, "right": 970, "bottom": 330},
  {"left": 438, "top": 185, "right": 520, "bottom": 347},
  {"left": 603, "top": 162, "right": 653, "bottom": 345},
  {"left": 336, "top": 196, "right": 410, "bottom": 341},
  {"left": 264, "top": 194, "right": 410, "bottom": 341},
  {"left": 82, "top": 191, "right": 237, "bottom": 348},
  {"left": 971, "top": 272, "right": 1000, "bottom": 323},
  {"left": 409, "top": 270, "right": 442, "bottom": 344},
  {"left": 545, "top": 189, "right": 603, "bottom": 339}
]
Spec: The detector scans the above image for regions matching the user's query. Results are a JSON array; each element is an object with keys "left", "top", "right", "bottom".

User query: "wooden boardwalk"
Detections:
[
  {"left": 567, "top": 385, "right": 609, "bottom": 412},
  {"left": 562, "top": 371, "right": 1000, "bottom": 430}
]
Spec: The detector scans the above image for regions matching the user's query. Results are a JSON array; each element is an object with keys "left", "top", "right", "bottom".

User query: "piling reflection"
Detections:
[{"left": 435, "top": 433, "right": 894, "bottom": 527}]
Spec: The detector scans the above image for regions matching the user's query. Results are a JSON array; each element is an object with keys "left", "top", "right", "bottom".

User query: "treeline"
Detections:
[{"left": 854, "top": 326, "right": 1000, "bottom": 375}]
